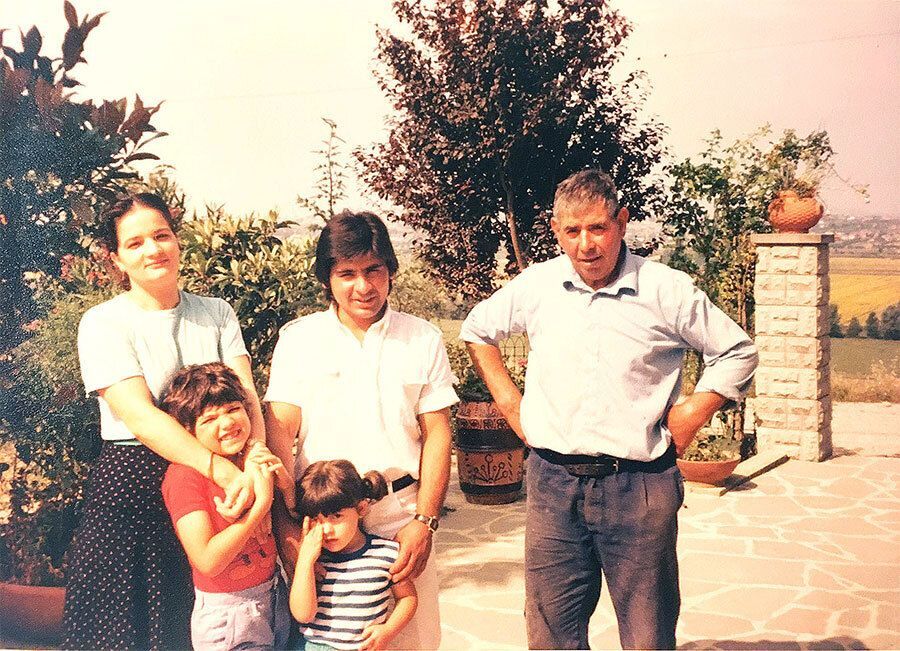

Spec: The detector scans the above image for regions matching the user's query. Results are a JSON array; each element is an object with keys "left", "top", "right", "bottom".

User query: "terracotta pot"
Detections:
[
  {"left": 455, "top": 401, "right": 526, "bottom": 505},
  {"left": 767, "top": 190, "right": 824, "bottom": 233},
  {"left": 0, "top": 583, "right": 65, "bottom": 645},
  {"left": 676, "top": 457, "right": 740, "bottom": 486}
]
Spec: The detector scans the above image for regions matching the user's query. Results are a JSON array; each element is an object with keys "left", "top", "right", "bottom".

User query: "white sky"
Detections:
[{"left": 3, "top": 0, "right": 898, "bottom": 221}]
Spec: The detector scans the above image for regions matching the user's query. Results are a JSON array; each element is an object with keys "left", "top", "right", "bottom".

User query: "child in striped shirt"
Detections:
[{"left": 290, "top": 460, "right": 418, "bottom": 651}]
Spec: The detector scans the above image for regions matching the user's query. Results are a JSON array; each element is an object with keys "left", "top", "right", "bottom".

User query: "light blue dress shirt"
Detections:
[{"left": 460, "top": 249, "right": 758, "bottom": 461}]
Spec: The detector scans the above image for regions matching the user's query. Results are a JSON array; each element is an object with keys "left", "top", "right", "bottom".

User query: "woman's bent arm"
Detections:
[{"left": 100, "top": 377, "right": 243, "bottom": 490}]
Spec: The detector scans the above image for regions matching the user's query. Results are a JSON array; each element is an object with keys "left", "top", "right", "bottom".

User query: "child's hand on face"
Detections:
[{"left": 297, "top": 516, "right": 324, "bottom": 567}]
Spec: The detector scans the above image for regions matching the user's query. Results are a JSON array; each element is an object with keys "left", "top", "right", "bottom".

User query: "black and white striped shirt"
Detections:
[{"left": 301, "top": 535, "right": 400, "bottom": 650}]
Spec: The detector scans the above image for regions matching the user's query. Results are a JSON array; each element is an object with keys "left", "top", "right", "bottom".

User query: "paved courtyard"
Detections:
[{"left": 437, "top": 402, "right": 900, "bottom": 650}]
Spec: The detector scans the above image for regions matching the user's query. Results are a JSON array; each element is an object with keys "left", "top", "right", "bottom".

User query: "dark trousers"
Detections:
[{"left": 524, "top": 451, "right": 684, "bottom": 650}]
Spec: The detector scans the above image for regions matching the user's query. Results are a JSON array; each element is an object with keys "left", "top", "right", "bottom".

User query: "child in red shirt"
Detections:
[{"left": 161, "top": 362, "right": 291, "bottom": 649}]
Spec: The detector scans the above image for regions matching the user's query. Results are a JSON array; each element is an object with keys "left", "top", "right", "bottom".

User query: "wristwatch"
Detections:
[{"left": 413, "top": 513, "right": 439, "bottom": 533}]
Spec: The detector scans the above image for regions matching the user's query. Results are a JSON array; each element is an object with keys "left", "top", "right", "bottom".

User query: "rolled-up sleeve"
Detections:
[
  {"left": 417, "top": 328, "right": 460, "bottom": 414},
  {"left": 677, "top": 285, "right": 758, "bottom": 402},
  {"left": 460, "top": 278, "right": 527, "bottom": 346}
]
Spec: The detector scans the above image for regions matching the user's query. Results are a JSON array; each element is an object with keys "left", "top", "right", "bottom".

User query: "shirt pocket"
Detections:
[{"left": 388, "top": 358, "right": 430, "bottom": 433}]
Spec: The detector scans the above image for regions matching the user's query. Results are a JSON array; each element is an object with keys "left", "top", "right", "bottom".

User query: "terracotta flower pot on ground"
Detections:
[
  {"left": 767, "top": 190, "right": 824, "bottom": 233},
  {"left": 0, "top": 583, "right": 65, "bottom": 646},
  {"left": 676, "top": 457, "right": 741, "bottom": 486},
  {"left": 455, "top": 401, "right": 526, "bottom": 505}
]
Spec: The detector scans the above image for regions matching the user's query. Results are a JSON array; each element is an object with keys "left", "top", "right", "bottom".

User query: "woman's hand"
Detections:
[
  {"left": 359, "top": 623, "right": 391, "bottom": 651},
  {"left": 250, "top": 462, "right": 275, "bottom": 510},
  {"left": 214, "top": 470, "right": 254, "bottom": 521}
]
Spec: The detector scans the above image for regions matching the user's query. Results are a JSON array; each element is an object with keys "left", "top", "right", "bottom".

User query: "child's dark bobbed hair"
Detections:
[
  {"left": 296, "top": 460, "right": 388, "bottom": 519},
  {"left": 159, "top": 362, "right": 247, "bottom": 432}
]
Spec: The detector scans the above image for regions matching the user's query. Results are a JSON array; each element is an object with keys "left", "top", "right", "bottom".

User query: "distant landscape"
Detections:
[
  {"left": 830, "top": 256, "right": 900, "bottom": 322},
  {"left": 815, "top": 214, "right": 900, "bottom": 258}
]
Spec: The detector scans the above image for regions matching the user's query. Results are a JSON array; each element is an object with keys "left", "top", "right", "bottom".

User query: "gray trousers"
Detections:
[{"left": 524, "top": 452, "right": 684, "bottom": 649}]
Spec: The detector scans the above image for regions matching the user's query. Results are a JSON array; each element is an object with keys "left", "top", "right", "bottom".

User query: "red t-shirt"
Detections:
[{"left": 162, "top": 463, "right": 276, "bottom": 593}]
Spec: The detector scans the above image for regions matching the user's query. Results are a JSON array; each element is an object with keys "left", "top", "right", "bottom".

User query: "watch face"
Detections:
[{"left": 416, "top": 514, "right": 438, "bottom": 531}]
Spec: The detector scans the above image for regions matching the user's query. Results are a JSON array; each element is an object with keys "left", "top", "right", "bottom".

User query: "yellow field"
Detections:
[
  {"left": 831, "top": 257, "right": 900, "bottom": 275},
  {"left": 830, "top": 257, "right": 900, "bottom": 321}
]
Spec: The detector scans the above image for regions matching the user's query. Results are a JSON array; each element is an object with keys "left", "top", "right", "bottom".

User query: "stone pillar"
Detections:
[{"left": 751, "top": 233, "right": 834, "bottom": 461}]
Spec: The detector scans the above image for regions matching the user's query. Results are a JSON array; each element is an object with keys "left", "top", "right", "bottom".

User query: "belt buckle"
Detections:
[{"left": 565, "top": 459, "right": 618, "bottom": 478}]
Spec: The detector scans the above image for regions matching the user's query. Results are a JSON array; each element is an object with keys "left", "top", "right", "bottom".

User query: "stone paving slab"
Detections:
[{"left": 437, "top": 404, "right": 900, "bottom": 649}]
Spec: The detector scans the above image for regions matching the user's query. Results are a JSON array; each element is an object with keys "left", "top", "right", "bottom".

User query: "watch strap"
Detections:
[{"left": 413, "top": 513, "right": 439, "bottom": 533}]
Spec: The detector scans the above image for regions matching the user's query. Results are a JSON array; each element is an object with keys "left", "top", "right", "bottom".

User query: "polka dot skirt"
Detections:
[{"left": 63, "top": 444, "right": 193, "bottom": 650}]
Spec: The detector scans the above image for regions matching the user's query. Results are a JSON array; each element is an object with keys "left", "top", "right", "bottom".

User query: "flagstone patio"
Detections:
[{"left": 437, "top": 402, "right": 900, "bottom": 650}]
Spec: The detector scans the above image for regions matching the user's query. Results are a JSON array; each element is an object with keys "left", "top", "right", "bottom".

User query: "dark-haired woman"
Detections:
[{"left": 63, "top": 194, "right": 268, "bottom": 650}]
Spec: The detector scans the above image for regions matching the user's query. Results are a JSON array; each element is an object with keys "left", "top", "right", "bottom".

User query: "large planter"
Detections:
[
  {"left": 0, "top": 583, "right": 65, "bottom": 645},
  {"left": 676, "top": 457, "right": 741, "bottom": 486},
  {"left": 767, "top": 190, "right": 824, "bottom": 233},
  {"left": 455, "top": 401, "right": 526, "bottom": 505}
]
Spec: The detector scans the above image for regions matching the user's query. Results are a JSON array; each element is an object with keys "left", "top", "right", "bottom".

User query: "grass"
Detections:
[
  {"left": 831, "top": 338, "right": 900, "bottom": 375},
  {"left": 830, "top": 257, "right": 900, "bottom": 322},
  {"left": 833, "top": 360, "right": 900, "bottom": 402},
  {"left": 831, "top": 338, "right": 900, "bottom": 403}
]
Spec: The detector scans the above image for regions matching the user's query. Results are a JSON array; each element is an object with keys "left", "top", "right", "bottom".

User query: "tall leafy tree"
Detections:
[
  {"left": 882, "top": 302, "right": 900, "bottom": 340},
  {"left": 0, "top": 3, "right": 165, "bottom": 352},
  {"left": 864, "top": 311, "right": 880, "bottom": 339},
  {"left": 829, "top": 304, "right": 843, "bottom": 338},
  {"left": 845, "top": 316, "right": 862, "bottom": 338},
  {"left": 296, "top": 118, "right": 350, "bottom": 228},
  {"left": 359, "top": 0, "right": 666, "bottom": 299},
  {"left": 664, "top": 127, "right": 834, "bottom": 333}
]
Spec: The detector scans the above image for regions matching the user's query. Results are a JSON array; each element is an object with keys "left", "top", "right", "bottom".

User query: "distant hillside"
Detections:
[{"left": 813, "top": 214, "right": 900, "bottom": 258}]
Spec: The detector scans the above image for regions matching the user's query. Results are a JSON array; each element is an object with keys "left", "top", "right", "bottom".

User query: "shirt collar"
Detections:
[
  {"left": 561, "top": 245, "right": 639, "bottom": 297},
  {"left": 328, "top": 302, "right": 394, "bottom": 340}
]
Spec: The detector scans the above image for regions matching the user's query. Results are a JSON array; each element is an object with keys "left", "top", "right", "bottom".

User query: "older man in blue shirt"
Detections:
[{"left": 460, "top": 169, "right": 758, "bottom": 649}]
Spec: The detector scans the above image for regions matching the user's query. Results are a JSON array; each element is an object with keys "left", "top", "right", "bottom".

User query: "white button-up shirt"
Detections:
[
  {"left": 265, "top": 306, "right": 459, "bottom": 479},
  {"left": 460, "top": 251, "right": 758, "bottom": 461}
]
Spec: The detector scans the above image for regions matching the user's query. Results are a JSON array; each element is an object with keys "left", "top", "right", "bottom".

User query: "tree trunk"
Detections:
[{"left": 501, "top": 173, "right": 527, "bottom": 273}]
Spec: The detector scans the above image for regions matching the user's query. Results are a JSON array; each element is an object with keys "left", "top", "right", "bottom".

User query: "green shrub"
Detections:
[
  {"left": 0, "top": 268, "right": 109, "bottom": 585},
  {"left": 179, "top": 208, "right": 326, "bottom": 386},
  {"left": 391, "top": 257, "right": 456, "bottom": 322}
]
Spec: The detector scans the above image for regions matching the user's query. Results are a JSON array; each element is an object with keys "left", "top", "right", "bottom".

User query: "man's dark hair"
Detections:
[
  {"left": 159, "top": 362, "right": 247, "bottom": 432},
  {"left": 295, "top": 459, "right": 388, "bottom": 519},
  {"left": 99, "top": 192, "right": 179, "bottom": 252},
  {"left": 553, "top": 169, "right": 619, "bottom": 219},
  {"left": 314, "top": 210, "right": 399, "bottom": 300}
]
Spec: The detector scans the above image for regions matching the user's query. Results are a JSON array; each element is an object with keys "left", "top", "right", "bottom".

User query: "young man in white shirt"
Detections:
[{"left": 265, "top": 210, "right": 458, "bottom": 649}]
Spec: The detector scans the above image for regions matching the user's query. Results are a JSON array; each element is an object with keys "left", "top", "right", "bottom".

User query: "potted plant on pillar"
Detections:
[
  {"left": 447, "top": 342, "right": 527, "bottom": 505},
  {"left": 766, "top": 164, "right": 826, "bottom": 234}
]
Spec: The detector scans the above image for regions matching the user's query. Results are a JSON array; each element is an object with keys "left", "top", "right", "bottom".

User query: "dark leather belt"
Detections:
[
  {"left": 389, "top": 474, "right": 416, "bottom": 493},
  {"left": 533, "top": 444, "right": 676, "bottom": 478}
]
